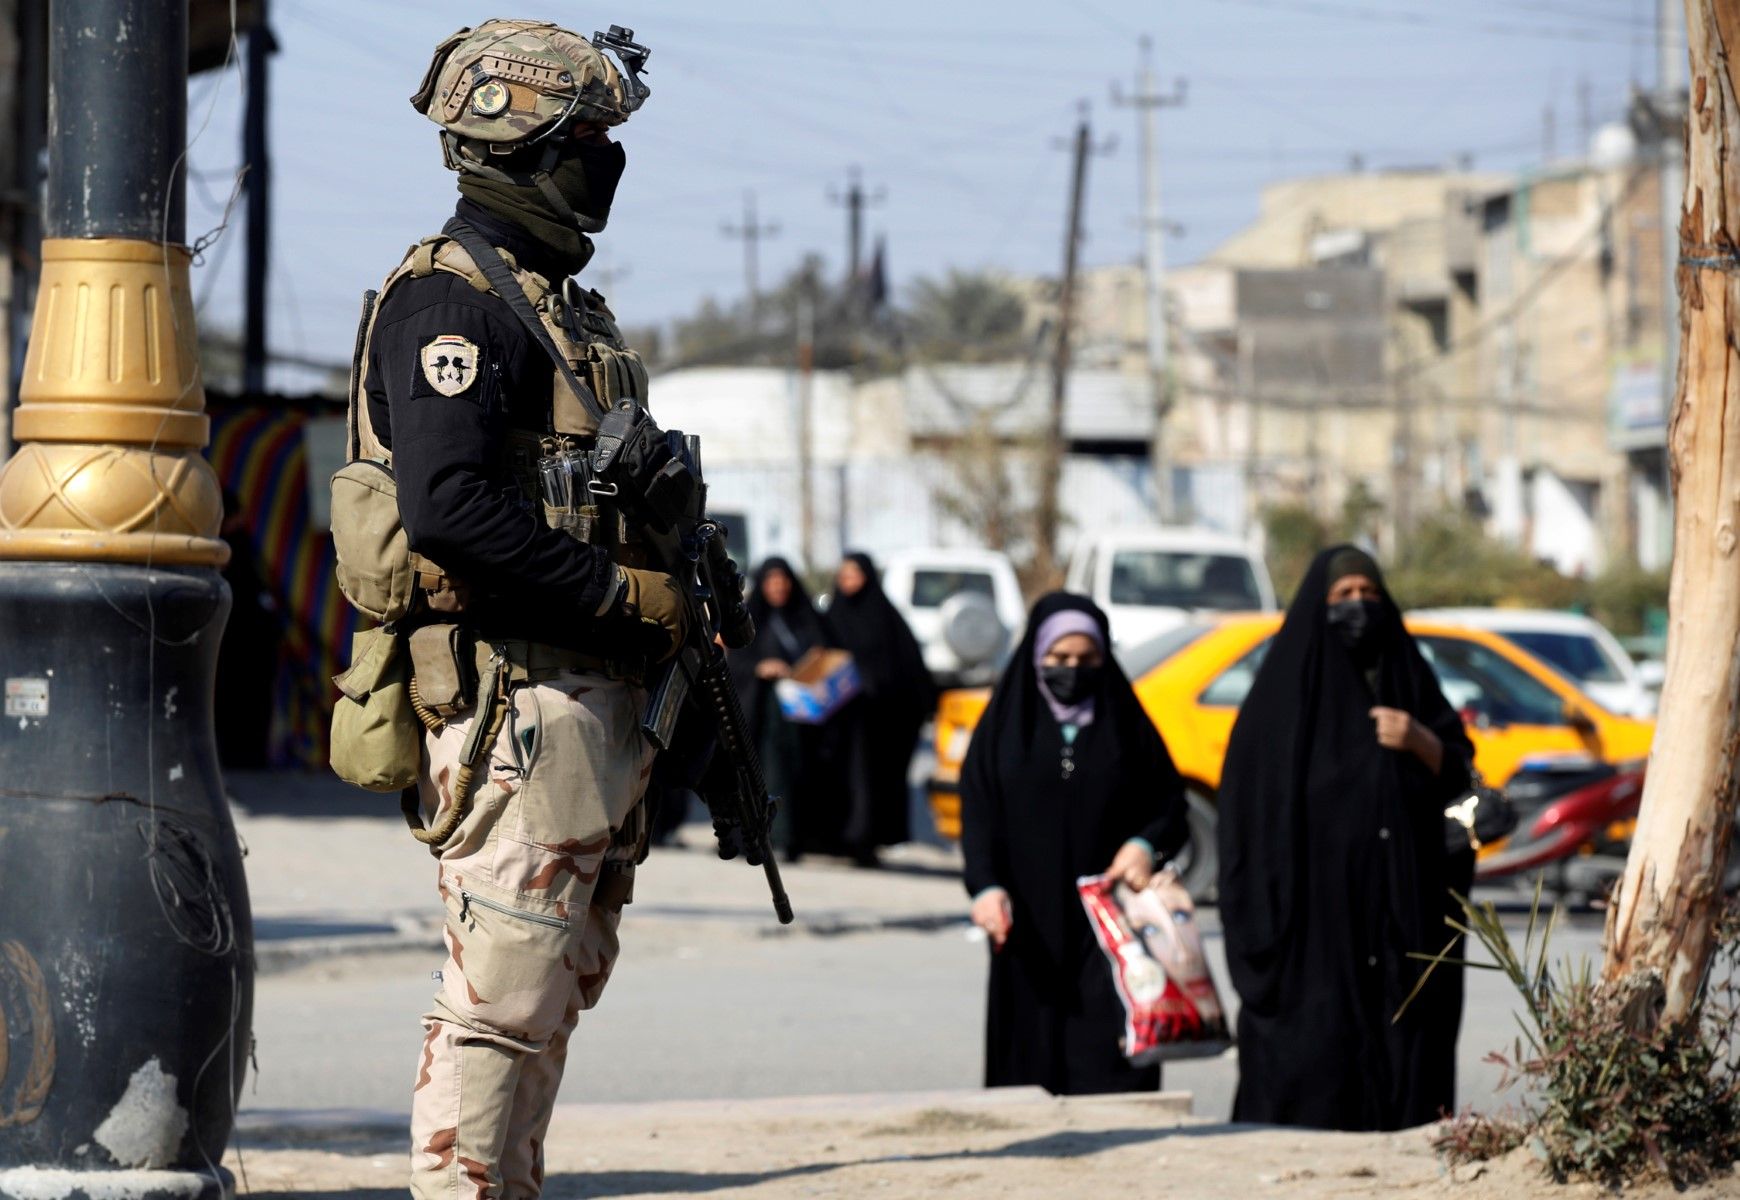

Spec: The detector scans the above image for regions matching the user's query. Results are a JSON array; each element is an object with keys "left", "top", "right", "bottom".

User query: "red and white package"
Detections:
[{"left": 1077, "top": 873, "right": 1234, "bottom": 1064}]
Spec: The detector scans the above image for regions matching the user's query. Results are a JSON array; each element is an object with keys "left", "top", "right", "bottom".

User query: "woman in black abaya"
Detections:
[
  {"left": 730, "top": 558, "right": 832, "bottom": 860},
  {"left": 960, "top": 593, "right": 1189, "bottom": 1095},
  {"left": 824, "top": 552, "right": 937, "bottom": 862},
  {"left": 1217, "top": 546, "right": 1476, "bottom": 1130}
]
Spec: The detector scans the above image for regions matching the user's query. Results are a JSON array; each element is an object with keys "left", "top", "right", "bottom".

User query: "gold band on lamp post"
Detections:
[{"left": 0, "top": 238, "right": 228, "bottom": 566}]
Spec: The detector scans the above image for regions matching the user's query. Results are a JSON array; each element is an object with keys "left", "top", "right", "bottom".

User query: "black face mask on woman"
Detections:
[
  {"left": 1040, "top": 663, "right": 1102, "bottom": 706},
  {"left": 1326, "top": 598, "right": 1383, "bottom": 654}
]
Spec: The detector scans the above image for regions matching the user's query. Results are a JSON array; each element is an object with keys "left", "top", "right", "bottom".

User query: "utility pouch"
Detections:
[
  {"left": 409, "top": 551, "right": 471, "bottom": 615},
  {"left": 331, "top": 460, "right": 415, "bottom": 623},
  {"left": 408, "top": 622, "right": 476, "bottom": 717},
  {"left": 583, "top": 341, "right": 649, "bottom": 410},
  {"left": 331, "top": 627, "right": 421, "bottom": 792}
]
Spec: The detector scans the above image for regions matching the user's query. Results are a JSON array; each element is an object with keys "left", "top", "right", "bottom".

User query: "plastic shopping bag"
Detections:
[{"left": 1077, "top": 872, "right": 1234, "bottom": 1064}]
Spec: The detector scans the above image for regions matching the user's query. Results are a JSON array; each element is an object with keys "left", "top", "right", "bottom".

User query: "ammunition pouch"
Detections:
[
  {"left": 581, "top": 339, "right": 649, "bottom": 414},
  {"left": 330, "top": 627, "right": 422, "bottom": 792},
  {"left": 408, "top": 622, "right": 477, "bottom": 717}
]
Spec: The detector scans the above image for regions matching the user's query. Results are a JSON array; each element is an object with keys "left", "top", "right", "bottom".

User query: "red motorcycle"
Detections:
[{"left": 1475, "top": 755, "right": 1645, "bottom": 904}]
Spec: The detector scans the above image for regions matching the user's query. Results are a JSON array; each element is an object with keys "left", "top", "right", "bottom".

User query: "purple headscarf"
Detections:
[{"left": 1032, "top": 609, "right": 1105, "bottom": 727}]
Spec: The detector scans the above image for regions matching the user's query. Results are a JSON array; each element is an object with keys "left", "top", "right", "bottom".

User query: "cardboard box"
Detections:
[{"left": 774, "top": 648, "right": 861, "bottom": 725}]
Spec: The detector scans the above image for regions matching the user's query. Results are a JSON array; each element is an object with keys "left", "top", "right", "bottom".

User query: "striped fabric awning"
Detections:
[{"left": 207, "top": 404, "right": 358, "bottom": 770}]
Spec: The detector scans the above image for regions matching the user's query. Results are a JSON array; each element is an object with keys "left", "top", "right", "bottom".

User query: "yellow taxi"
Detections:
[{"left": 928, "top": 614, "right": 1655, "bottom": 890}]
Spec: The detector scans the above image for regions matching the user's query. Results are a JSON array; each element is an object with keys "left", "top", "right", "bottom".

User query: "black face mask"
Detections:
[
  {"left": 1327, "top": 598, "right": 1383, "bottom": 653},
  {"left": 1040, "top": 663, "right": 1102, "bottom": 706},
  {"left": 551, "top": 140, "right": 626, "bottom": 229}
]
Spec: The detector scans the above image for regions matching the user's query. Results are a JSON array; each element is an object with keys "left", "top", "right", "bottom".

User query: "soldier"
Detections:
[{"left": 348, "top": 20, "right": 684, "bottom": 1200}]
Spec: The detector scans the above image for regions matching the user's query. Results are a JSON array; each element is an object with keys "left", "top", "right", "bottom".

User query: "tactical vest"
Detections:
[{"left": 338, "top": 231, "right": 652, "bottom": 618}]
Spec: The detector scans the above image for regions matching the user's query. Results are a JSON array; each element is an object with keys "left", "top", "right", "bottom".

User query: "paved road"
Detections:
[{"left": 239, "top": 816, "right": 1604, "bottom": 1122}]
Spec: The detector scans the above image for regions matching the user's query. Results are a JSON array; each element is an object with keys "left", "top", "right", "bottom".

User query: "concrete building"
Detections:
[
  {"left": 645, "top": 363, "right": 1172, "bottom": 579},
  {"left": 1148, "top": 150, "right": 1671, "bottom": 575}
]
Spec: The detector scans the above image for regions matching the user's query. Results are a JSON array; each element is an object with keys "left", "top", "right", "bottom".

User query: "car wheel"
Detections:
[{"left": 1172, "top": 789, "right": 1218, "bottom": 904}]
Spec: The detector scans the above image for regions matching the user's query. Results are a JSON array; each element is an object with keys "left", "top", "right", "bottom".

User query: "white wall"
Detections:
[{"left": 1529, "top": 469, "right": 1601, "bottom": 576}]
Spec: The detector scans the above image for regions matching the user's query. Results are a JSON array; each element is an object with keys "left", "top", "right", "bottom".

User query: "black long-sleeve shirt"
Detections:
[{"left": 364, "top": 204, "right": 615, "bottom": 646}]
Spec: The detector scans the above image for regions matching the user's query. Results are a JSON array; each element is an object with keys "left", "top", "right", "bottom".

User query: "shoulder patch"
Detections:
[{"left": 419, "top": 334, "right": 480, "bottom": 396}]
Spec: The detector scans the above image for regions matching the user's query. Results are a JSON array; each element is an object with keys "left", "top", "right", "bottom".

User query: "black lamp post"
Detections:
[{"left": 0, "top": 3, "right": 253, "bottom": 1198}]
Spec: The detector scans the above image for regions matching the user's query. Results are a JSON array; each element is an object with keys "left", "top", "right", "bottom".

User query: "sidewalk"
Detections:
[
  {"left": 228, "top": 771, "right": 971, "bottom": 971},
  {"left": 222, "top": 1087, "right": 1718, "bottom": 1199}
]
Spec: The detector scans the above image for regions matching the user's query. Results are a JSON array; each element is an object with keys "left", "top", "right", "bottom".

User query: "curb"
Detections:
[
  {"left": 232, "top": 1087, "right": 1197, "bottom": 1145},
  {"left": 253, "top": 908, "right": 971, "bottom": 973}
]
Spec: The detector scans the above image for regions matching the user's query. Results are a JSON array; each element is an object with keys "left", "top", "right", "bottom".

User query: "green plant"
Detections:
[
  {"left": 1339, "top": 481, "right": 1384, "bottom": 548},
  {"left": 1587, "top": 560, "right": 1671, "bottom": 637},
  {"left": 1260, "top": 502, "right": 1330, "bottom": 603},
  {"left": 1386, "top": 515, "right": 1585, "bottom": 611},
  {"left": 1406, "top": 889, "right": 1740, "bottom": 1187}
]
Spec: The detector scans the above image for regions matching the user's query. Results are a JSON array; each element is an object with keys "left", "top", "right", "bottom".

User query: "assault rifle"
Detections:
[
  {"left": 589, "top": 398, "right": 795, "bottom": 925},
  {"left": 441, "top": 220, "right": 790, "bottom": 922}
]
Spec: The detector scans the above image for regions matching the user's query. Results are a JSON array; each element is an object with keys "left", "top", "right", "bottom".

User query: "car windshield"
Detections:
[
  {"left": 1200, "top": 637, "right": 1271, "bottom": 707},
  {"left": 1500, "top": 630, "right": 1625, "bottom": 685},
  {"left": 1195, "top": 631, "right": 1572, "bottom": 728},
  {"left": 1117, "top": 623, "right": 1212, "bottom": 680},
  {"left": 1416, "top": 635, "right": 1569, "bottom": 726},
  {"left": 1107, "top": 551, "right": 1261, "bottom": 610},
  {"left": 910, "top": 569, "right": 995, "bottom": 609}
]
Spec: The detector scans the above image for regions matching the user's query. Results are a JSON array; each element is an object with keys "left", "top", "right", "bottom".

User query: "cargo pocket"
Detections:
[
  {"left": 440, "top": 873, "right": 575, "bottom": 1040},
  {"left": 330, "top": 627, "right": 421, "bottom": 792}
]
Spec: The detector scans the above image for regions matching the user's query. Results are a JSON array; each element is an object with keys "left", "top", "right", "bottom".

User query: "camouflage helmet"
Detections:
[{"left": 410, "top": 19, "right": 651, "bottom": 177}]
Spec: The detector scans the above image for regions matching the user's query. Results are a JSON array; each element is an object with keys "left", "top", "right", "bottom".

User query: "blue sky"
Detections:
[{"left": 181, "top": 0, "right": 1659, "bottom": 387}]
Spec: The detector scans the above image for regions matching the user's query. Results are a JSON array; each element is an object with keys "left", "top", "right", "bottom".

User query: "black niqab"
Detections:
[
  {"left": 823, "top": 552, "right": 937, "bottom": 849},
  {"left": 739, "top": 558, "right": 830, "bottom": 673},
  {"left": 961, "top": 593, "right": 1189, "bottom": 1095},
  {"left": 828, "top": 552, "right": 934, "bottom": 710},
  {"left": 731, "top": 558, "right": 834, "bottom": 856},
  {"left": 1216, "top": 545, "right": 1475, "bottom": 1130}
]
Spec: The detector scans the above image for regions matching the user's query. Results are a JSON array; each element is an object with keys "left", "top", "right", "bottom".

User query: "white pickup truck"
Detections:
[
  {"left": 877, "top": 548, "right": 1027, "bottom": 688},
  {"left": 1064, "top": 528, "right": 1277, "bottom": 649}
]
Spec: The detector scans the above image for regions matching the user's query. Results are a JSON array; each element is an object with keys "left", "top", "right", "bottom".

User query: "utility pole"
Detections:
[
  {"left": 1113, "top": 36, "right": 1186, "bottom": 522},
  {"left": 0, "top": 2, "right": 251, "bottom": 1196},
  {"left": 1578, "top": 74, "right": 1594, "bottom": 153},
  {"left": 1036, "top": 103, "right": 1113, "bottom": 587},
  {"left": 829, "top": 165, "right": 884, "bottom": 284},
  {"left": 590, "top": 259, "right": 630, "bottom": 298},
  {"left": 2, "top": 4, "right": 47, "bottom": 461},
  {"left": 242, "top": 0, "right": 272, "bottom": 395},
  {"left": 796, "top": 287, "right": 816, "bottom": 572},
  {"left": 1391, "top": 371, "right": 1415, "bottom": 549},
  {"left": 1239, "top": 327, "right": 1260, "bottom": 534},
  {"left": 720, "top": 190, "right": 778, "bottom": 319}
]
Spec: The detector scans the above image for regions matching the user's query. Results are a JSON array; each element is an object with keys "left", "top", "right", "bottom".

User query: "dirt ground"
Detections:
[{"left": 225, "top": 1089, "right": 1734, "bottom": 1199}]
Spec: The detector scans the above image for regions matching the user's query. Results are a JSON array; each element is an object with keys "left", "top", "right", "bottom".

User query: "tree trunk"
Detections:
[{"left": 1602, "top": 0, "right": 1740, "bottom": 1024}]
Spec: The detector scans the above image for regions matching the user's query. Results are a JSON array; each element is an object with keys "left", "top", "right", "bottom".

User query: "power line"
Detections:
[
  {"left": 1208, "top": 0, "right": 1670, "bottom": 44},
  {"left": 720, "top": 190, "right": 780, "bottom": 316}
]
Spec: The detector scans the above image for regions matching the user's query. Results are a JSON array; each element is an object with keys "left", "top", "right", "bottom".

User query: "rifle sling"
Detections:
[{"left": 444, "top": 217, "right": 609, "bottom": 427}]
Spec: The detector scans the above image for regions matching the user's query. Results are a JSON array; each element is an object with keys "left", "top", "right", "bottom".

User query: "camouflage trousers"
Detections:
[{"left": 408, "top": 666, "right": 655, "bottom": 1200}]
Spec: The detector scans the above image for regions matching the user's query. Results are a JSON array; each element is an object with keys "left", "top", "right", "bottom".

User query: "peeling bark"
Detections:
[{"left": 1602, "top": 0, "right": 1740, "bottom": 1024}]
